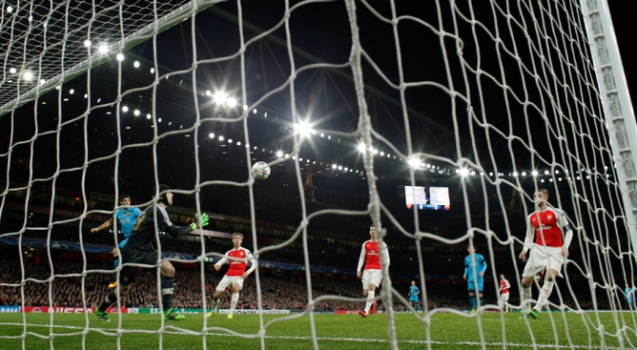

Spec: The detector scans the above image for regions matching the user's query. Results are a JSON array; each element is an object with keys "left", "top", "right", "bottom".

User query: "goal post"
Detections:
[{"left": 579, "top": 0, "right": 637, "bottom": 258}]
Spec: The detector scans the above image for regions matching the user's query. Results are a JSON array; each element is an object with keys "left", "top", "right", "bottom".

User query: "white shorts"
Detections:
[
  {"left": 216, "top": 275, "right": 245, "bottom": 292},
  {"left": 501, "top": 292, "right": 510, "bottom": 302},
  {"left": 362, "top": 270, "right": 383, "bottom": 289},
  {"left": 522, "top": 245, "right": 565, "bottom": 278}
]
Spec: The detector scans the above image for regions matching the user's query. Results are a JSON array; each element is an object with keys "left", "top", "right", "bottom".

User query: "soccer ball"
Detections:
[{"left": 252, "top": 161, "right": 271, "bottom": 180}]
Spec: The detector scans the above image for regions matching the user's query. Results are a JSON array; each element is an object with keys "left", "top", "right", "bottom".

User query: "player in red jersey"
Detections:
[
  {"left": 206, "top": 232, "right": 256, "bottom": 319},
  {"left": 519, "top": 189, "right": 573, "bottom": 319},
  {"left": 356, "top": 225, "right": 390, "bottom": 318},
  {"left": 499, "top": 274, "right": 511, "bottom": 312}
]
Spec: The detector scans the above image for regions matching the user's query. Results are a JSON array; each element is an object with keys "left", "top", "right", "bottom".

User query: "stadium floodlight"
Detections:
[
  {"left": 7, "top": 5, "right": 13, "bottom": 13},
  {"left": 150, "top": 68, "right": 155, "bottom": 74},
  {"left": 134, "top": 61, "right": 140, "bottom": 68},
  {"left": 295, "top": 121, "right": 313, "bottom": 137},
  {"left": 276, "top": 151, "right": 283, "bottom": 157},
  {"left": 512, "top": 172, "right": 518, "bottom": 177},
  {"left": 459, "top": 168, "right": 469, "bottom": 177},
  {"left": 98, "top": 44, "right": 108, "bottom": 54},
  {"left": 209, "top": 133, "right": 214, "bottom": 139},
  {"left": 357, "top": 143, "right": 366, "bottom": 153},
  {"left": 407, "top": 157, "right": 420, "bottom": 168},
  {"left": 22, "top": 71, "right": 33, "bottom": 81},
  {"left": 332, "top": 164, "right": 337, "bottom": 169},
  {"left": 9, "top": 67, "right": 16, "bottom": 74},
  {"left": 226, "top": 97, "right": 238, "bottom": 108},
  {"left": 213, "top": 91, "right": 227, "bottom": 105},
  {"left": 532, "top": 170, "right": 539, "bottom": 177},
  {"left": 228, "top": 139, "right": 233, "bottom": 144},
  {"left": 84, "top": 40, "right": 91, "bottom": 48},
  {"left": 205, "top": 90, "right": 211, "bottom": 96},
  {"left": 122, "top": 106, "right": 129, "bottom": 112},
  {"left": 133, "top": 109, "right": 140, "bottom": 116},
  {"left": 146, "top": 114, "right": 151, "bottom": 119},
  {"left": 544, "top": 170, "right": 549, "bottom": 175},
  {"left": 218, "top": 136, "right": 224, "bottom": 141},
  {"left": 116, "top": 53, "right": 124, "bottom": 61},
  {"left": 521, "top": 171, "right": 527, "bottom": 177}
]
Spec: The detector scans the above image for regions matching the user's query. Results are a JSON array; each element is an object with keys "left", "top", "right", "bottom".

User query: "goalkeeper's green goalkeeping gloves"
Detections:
[{"left": 190, "top": 213, "right": 210, "bottom": 230}]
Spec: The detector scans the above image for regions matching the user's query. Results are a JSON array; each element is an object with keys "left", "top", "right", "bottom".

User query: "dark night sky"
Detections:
[{"left": 1, "top": 0, "right": 635, "bottom": 228}]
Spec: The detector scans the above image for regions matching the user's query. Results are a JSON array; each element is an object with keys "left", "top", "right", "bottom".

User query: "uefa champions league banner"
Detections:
[{"left": 0, "top": 236, "right": 196, "bottom": 259}]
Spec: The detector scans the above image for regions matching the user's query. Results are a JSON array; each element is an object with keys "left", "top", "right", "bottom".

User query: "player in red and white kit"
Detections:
[
  {"left": 206, "top": 232, "right": 256, "bottom": 319},
  {"left": 519, "top": 189, "right": 573, "bottom": 319},
  {"left": 499, "top": 274, "right": 511, "bottom": 312},
  {"left": 357, "top": 225, "right": 390, "bottom": 318}
]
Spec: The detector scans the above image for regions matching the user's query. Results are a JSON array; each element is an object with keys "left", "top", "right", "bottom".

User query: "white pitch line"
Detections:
[{"left": 0, "top": 322, "right": 627, "bottom": 349}]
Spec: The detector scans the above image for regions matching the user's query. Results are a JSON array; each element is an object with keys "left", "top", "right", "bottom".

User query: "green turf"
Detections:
[{"left": 1, "top": 311, "right": 637, "bottom": 349}]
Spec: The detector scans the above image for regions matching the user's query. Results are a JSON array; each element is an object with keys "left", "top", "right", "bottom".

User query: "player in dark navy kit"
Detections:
[{"left": 95, "top": 185, "right": 209, "bottom": 322}]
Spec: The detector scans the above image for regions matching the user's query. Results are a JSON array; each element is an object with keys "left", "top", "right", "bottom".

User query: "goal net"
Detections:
[{"left": 1, "top": 0, "right": 637, "bottom": 349}]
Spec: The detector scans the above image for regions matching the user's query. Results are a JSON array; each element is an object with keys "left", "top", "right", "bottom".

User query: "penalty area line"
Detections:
[{"left": 0, "top": 322, "right": 623, "bottom": 349}]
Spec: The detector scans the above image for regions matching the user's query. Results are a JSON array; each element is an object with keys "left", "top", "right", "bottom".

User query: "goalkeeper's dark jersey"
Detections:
[{"left": 125, "top": 203, "right": 172, "bottom": 250}]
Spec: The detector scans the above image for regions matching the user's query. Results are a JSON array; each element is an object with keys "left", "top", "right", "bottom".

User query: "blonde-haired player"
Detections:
[
  {"left": 357, "top": 225, "right": 390, "bottom": 318},
  {"left": 207, "top": 233, "right": 256, "bottom": 319},
  {"left": 519, "top": 189, "right": 573, "bottom": 319}
]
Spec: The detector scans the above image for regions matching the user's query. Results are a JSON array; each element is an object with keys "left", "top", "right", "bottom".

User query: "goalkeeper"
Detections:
[{"left": 95, "top": 184, "right": 209, "bottom": 322}]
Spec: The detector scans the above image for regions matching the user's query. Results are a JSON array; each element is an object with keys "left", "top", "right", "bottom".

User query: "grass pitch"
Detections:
[{"left": 1, "top": 311, "right": 637, "bottom": 349}]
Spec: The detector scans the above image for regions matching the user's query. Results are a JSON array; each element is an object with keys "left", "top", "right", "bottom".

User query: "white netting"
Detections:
[
  {"left": 0, "top": 0, "right": 219, "bottom": 115},
  {"left": 1, "top": 0, "right": 637, "bottom": 349}
]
